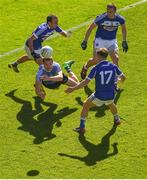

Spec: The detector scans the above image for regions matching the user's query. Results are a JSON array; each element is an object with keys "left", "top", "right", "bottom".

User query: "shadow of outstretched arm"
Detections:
[
  {"left": 107, "top": 142, "right": 118, "bottom": 157},
  {"left": 58, "top": 152, "right": 83, "bottom": 161},
  {"left": 5, "top": 89, "right": 28, "bottom": 104}
]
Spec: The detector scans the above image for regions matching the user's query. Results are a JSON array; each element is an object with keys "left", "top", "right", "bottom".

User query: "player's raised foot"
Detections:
[
  {"left": 64, "top": 60, "right": 75, "bottom": 69},
  {"left": 114, "top": 116, "right": 121, "bottom": 126},
  {"left": 63, "top": 60, "right": 75, "bottom": 72},
  {"left": 80, "top": 66, "right": 87, "bottom": 79},
  {"left": 73, "top": 127, "right": 85, "bottom": 134},
  {"left": 8, "top": 63, "right": 19, "bottom": 73}
]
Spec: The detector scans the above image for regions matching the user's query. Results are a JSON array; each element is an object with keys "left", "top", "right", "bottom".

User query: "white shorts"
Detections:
[
  {"left": 94, "top": 38, "right": 118, "bottom": 53},
  {"left": 88, "top": 93, "right": 114, "bottom": 107},
  {"left": 24, "top": 44, "right": 41, "bottom": 59}
]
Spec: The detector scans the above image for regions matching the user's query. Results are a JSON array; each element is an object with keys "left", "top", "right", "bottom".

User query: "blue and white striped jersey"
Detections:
[
  {"left": 26, "top": 23, "right": 63, "bottom": 50},
  {"left": 87, "top": 60, "right": 123, "bottom": 100},
  {"left": 94, "top": 13, "right": 125, "bottom": 40}
]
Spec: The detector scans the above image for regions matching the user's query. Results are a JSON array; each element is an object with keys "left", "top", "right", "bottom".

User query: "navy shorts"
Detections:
[{"left": 42, "top": 74, "right": 68, "bottom": 89}]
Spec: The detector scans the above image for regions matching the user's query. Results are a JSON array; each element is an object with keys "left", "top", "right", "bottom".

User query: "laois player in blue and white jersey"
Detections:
[
  {"left": 66, "top": 48, "right": 126, "bottom": 133},
  {"left": 8, "top": 14, "right": 72, "bottom": 73},
  {"left": 80, "top": 4, "right": 128, "bottom": 80}
]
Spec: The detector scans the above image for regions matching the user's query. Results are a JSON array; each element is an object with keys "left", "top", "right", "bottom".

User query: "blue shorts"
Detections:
[
  {"left": 42, "top": 74, "right": 68, "bottom": 89},
  {"left": 25, "top": 39, "right": 42, "bottom": 59}
]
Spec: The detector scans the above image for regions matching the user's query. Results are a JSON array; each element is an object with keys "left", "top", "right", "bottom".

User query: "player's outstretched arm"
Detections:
[
  {"left": 35, "top": 81, "right": 46, "bottom": 100},
  {"left": 65, "top": 78, "right": 90, "bottom": 94},
  {"left": 81, "top": 23, "right": 96, "bottom": 50},
  {"left": 121, "top": 23, "right": 128, "bottom": 53},
  {"left": 40, "top": 71, "right": 63, "bottom": 82},
  {"left": 60, "top": 31, "right": 72, "bottom": 37}
]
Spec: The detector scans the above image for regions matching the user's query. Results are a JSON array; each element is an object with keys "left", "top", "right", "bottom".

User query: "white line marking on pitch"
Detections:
[{"left": 0, "top": 0, "right": 147, "bottom": 58}]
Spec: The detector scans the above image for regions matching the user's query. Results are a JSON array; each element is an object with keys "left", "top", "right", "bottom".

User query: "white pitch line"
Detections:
[{"left": 0, "top": 0, "right": 147, "bottom": 59}]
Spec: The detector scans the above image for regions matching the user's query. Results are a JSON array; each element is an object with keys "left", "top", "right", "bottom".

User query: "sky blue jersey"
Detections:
[
  {"left": 26, "top": 23, "right": 63, "bottom": 50},
  {"left": 36, "top": 62, "right": 61, "bottom": 85},
  {"left": 87, "top": 61, "right": 123, "bottom": 100},
  {"left": 94, "top": 13, "right": 125, "bottom": 40}
]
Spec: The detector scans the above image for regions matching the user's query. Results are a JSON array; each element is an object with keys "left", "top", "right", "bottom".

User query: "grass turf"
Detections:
[{"left": 0, "top": 0, "right": 147, "bottom": 178}]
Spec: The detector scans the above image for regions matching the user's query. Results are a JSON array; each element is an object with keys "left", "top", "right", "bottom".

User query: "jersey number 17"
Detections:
[{"left": 99, "top": 70, "right": 113, "bottom": 85}]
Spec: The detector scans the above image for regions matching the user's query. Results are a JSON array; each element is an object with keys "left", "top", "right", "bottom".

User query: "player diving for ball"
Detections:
[
  {"left": 66, "top": 48, "right": 126, "bottom": 133},
  {"left": 8, "top": 14, "right": 72, "bottom": 73},
  {"left": 35, "top": 58, "right": 79, "bottom": 100},
  {"left": 80, "top": 4, "right": 128, "bottom": 87}
]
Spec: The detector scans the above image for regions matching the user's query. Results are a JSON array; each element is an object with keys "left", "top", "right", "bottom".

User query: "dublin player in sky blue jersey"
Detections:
[
  {"left": 66, "top": 48, "right": 126, "bottom": 133},
  {"left": 80, "top": 4, "right": 128, "bottom": 80},
  {"left": 8, "top": 14, "right": 72, "bottom": 73},
  {"left": 35, "top": 58, "right": 79, "bottom": 100}
]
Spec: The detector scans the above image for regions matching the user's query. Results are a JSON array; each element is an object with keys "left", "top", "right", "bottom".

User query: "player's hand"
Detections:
[
  {"left": 40, "top": 75, "right": 49, "bottom": 81},
  {"left": 39, "top": 92, "right": 46, "bottom": 100},
  {"left": 66, "top": 31, "right": 72, "bottom": 37},
  {"left": 65, "top": 87, "right": 74, "bottom": 94},
  {"left": 122, "top": 41, "right": 128, "bottom": 53},
  {"left": 81, "top": 40, "right": 87, "bottom": 50},
  {"left": 31, "top": 51, "right": 41, "bottom": 60}
]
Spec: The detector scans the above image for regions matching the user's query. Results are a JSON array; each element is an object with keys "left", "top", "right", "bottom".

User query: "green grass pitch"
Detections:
[{"left": 0, "top": 0, "right": 147, "bottom": 178}]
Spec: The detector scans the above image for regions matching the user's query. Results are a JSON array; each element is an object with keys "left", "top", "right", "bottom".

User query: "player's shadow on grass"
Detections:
[
  {"left": 5, "top": 89, "right": 77, "bottom": 144},
  {"left": 58, "top": 124, "right": 118, "bottom": 166},
  {"left": 76, "top": 85, "right": 124, "bottom": 118}
]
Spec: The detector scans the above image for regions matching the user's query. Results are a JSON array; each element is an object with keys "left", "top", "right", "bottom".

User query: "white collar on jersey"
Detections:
[
  {"left": 97, "top": 60, "right": 109, "bottom": 65},
  {"left": 42, "top": 65, "right": 53, "bottom": 72}
]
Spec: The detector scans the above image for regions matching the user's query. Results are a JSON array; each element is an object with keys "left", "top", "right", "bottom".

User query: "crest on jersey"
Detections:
[{"left": 101, "top": 21, "right": 120, "bottom": 31}]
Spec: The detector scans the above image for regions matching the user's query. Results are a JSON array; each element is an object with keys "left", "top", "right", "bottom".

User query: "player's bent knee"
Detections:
[{"left": 88, "top": 58, "right": 98, "bottom": 66}]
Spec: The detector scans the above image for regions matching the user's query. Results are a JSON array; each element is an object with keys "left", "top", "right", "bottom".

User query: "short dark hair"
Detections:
[
  {"left": 97, "top": 48, "right": 108, "bottom": 59},
  {"left": 107, "top": 3, "right": 117, "bottom": 11},
  {"left": 46, "top": 14, "right": 58, "bottom": 23},
  {"left": 43, "top": 57, "right": 53, "bottom": 63}
]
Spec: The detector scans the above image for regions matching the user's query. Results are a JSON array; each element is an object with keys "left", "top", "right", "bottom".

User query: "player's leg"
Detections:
[
  {"left": 109, "top": 51, "right": 120, "bottom": 92},
  {"left": 108, "top": 40, "right": 120, "bottom": 92},
  {"left": 33, "top": 48, "right": 43, "bottom": 65},
  {"left": 8, "top": 44, "right": 40, "bottom": 73},
  {"left": 34, "top": 58, "right": 43, "bottom": 66},
  {"left": 109, "top": 50, "right": 119, "bottom": 67},
  {"left": 108, "top": 102, "right": 121, "bottom": 125},
  {"left": 74, "top": 97, "right": 96, "bottom": 133},
  {"left": 80, "top": 57, "right": 98, "bottom": 79},
  {"left": 80, "top": 38, "right": 102, "bottom": 79},
  {"left": 65, "top": 76, "right": 79, "bottom": 87},
  {"left": 8, "top": 55, "right": 32, "bottom": 73},
  {"left": 64, "top": 60, "right": 79, "bottom": 82}
]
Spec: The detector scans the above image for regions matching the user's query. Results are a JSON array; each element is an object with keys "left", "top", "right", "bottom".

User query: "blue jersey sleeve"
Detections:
[
  {"left": 94, "top": 13, "right": 107, "bottom": 25},
  {"left": 87, "top": 66, "right": 97, "bottom": 80},
  {"left": 114, "top": 65, "right": 123, "bottom": 76},
  {"left": 94, "top": 15, "right": 101, "bottom": 25},
  {"left": 36, "top": 66, "right": 44, "bottom": 83},
  {"left": 54, "top": 63, "right": 61, "bottom": 73},
  {"left": 55, "top": 26, "right": 63, "bottom": 33},
  {"left": 33, "top": 26, "right": 45, "bottom": 39},
  {"left": 117, "top": 14, "right": 125, "bottom": 25}
]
